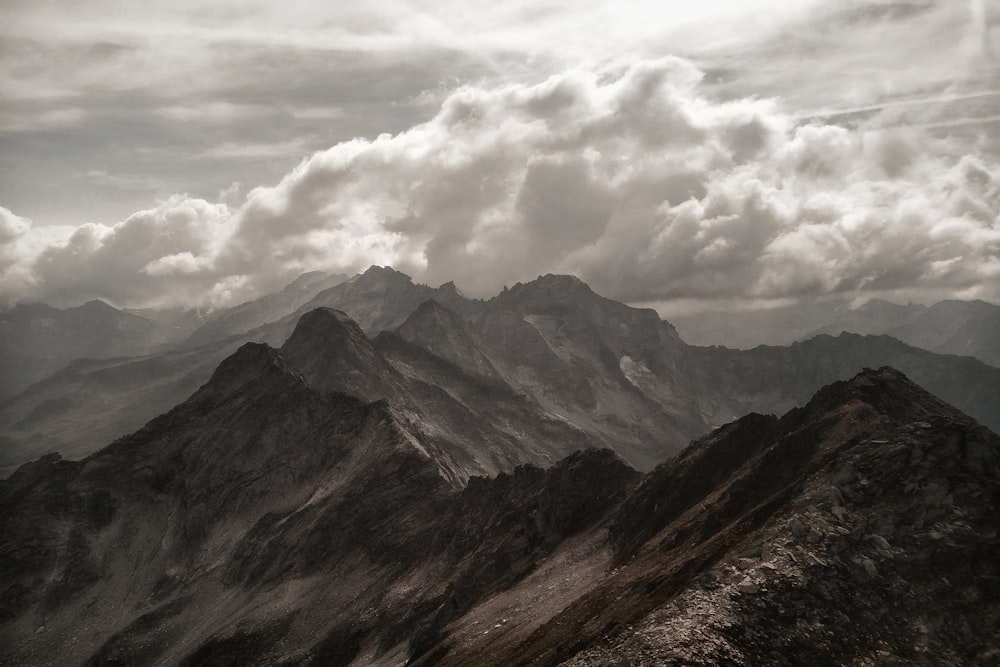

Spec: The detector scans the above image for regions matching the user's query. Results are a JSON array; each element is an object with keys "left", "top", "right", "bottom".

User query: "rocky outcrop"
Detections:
[{"left": 450, "top": 367, "right": 1000, "bottom": 666}]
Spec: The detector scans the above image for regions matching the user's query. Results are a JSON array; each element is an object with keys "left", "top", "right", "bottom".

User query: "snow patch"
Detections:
[{"left": 619, "top": 355, "right": 651, "bottom": 389}]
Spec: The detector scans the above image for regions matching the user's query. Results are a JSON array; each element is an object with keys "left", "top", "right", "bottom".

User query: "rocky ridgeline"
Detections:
[
  {"left": 558, "top": 372, "right": 1000, "bottom": 666},
  {"left": 4, "top": 268, "right": 1000, "bottom": 478},
  {"left": 1, "top": 305, "right": 998, "bottom": 665}
]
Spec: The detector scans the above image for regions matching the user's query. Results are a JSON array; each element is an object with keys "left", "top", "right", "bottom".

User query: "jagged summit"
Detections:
[
  {"left": 495, "top": 273, "right": 594, "bottom": 307},
  {"left": 799, "top": 365, "right": 963, "bottom": 421},
  {"left": 280, "top": 307, "right": 393, "bottom": 400},
  {"left": 395, "top": 299, "right": 500, "bottom": 380},
  {"left": 203, "top": 341, "right": 297, "bottom": 389},
  {"left": 351, "top": 264, "right": 416, "bottom": 288},
  {"left": 436, "top": 280, "right": 464, "bottom": 297}
]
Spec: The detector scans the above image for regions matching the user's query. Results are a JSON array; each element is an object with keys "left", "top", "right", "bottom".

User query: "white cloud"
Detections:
[{"left": 2, "top": 54, "right": 999, "bottom": 309}]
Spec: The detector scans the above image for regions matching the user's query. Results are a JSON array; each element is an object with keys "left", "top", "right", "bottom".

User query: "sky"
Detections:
[{"left": 1, "top": 0, "right": 999, "bottom": 310}]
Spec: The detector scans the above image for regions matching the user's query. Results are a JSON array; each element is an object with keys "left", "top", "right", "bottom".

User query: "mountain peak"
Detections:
[
  {"left": 78, "top": 299, "right": 119, "bottom": 313},
  {"left": 280, "top": 308, "right": 394, "bottom": 399},
  {"left": 355, "top": 265, "right": 415, "bottom": 288},
  {"left": 497, "top": 273, "right": 594, "bottom": 306},
  {"left": 394, "top": 299, "right": 501, "bottom": 380},
  {"left": 281, "top": 308, "right": 373, "bottom": 363},
  {"left": 204, "top": 342, "right": 297, "bottom": 390},
  {"left": 289, "top": 306, "right": 362, "bottom": 337},
  {"left": 800, "top": 365, "right": 964, "bottom": 425},
  {"left": 530, "top": 273, "right": 590, "bottom": 292},
  {"left": 436, "top": 280, "right": 464, "bottom": 297}
]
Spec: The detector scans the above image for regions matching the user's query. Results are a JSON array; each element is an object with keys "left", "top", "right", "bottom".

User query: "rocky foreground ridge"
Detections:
[{"left": 1, "top": 345, "right": 997, "bottom": 665}]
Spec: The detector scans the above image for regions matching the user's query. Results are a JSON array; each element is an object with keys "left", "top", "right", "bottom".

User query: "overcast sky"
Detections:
[{"left": 1, "top": 0, "right": 999, "bottom": 310}]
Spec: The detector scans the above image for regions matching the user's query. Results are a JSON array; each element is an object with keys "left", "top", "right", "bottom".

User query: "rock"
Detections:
[
  {"left": 831, "top": 462, "right": 857, "bottom": 486},
  {"left": 870, "top": 535, "right": 892, "bottom": 552}
]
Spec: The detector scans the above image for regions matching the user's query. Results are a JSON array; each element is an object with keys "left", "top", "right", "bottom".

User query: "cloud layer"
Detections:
[{"left": 2, "top": 55, "right": 999, "bottom": 309}]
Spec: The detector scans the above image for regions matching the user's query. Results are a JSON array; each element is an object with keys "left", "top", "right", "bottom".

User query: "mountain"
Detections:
[
  {"left": 806, "top": 298, "right": 925, "bottom": 337},
  {"left": 667, "top": 297, "right": 855, "bottom": 349},
  {"left": 4, "top": 270, "right": 1000, "bottom": 477},
  {"left": 279, "top": 306, "right": 601, "bottom": 481},
  {"left": 3, "top": 363, "right": 997, "bottom": 665},
  {"left": 0, "top": 339, "right": 638, "bottom": 666},
  {"left": 462, "top": 274, "right": 706, "bottom": 470},
  {"left": 0, "top": 268, "right": 466, "bottom": 477},
  {"left": 872, "top": 299, "right": 1000, "bottom": 368},
  {"left": 418, "top": 367, "right": 1000, "bottom": 665},
  {"left": 687, "top": 332, "right": 1000, "bottom": 434},
  {"left": 294, "top": 265, "right": 480, "bottom": 335},
  {"left": 0, "top": 300, "right": 180, "bottom": 401},
  {"left": 0, "top": 338, "right": 245, "bottom": 476},
  {"left": 673, "top": 297, "right": 1000, "bottom": 368},
  {"left": 805, "top": 298, "right": 1000, "bottom": 368},
  {"left": 395, "top": 299, "right": 501, "bottom": 381},
  {"left": 182, "top": 271, "right": 348, "bottom": 347}
]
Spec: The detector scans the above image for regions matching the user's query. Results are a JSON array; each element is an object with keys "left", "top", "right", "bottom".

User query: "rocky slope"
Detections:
[
  {"left": 3, "top": 361, "right": 996, "bottom": 666},
  {"left": 280, "top": 307, "right": 598, "bottom": 480},
  {"left": 0, "top": 340, "right": 638, "bottom": 666},
  {"left": 423, "top": 367, "right": 1000, "bottom": 666},
  {"left": 0, "top": 338, "right": 245, "bottom": 476}
]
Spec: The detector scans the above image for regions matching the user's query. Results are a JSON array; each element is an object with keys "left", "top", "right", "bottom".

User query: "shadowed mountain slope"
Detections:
[
  {"left": 422, "top": 367, "right": 1000, "bottom": 666},
  {"left": 5, "top": 361, "right": 996, "bottom": 666},
  {"left": 0, "top": 340, "right": 638, "bottom": 666}
]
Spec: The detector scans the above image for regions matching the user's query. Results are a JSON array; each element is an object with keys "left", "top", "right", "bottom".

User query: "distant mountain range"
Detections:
[
  {"left": 670, "top": 297, "right": 1000, "bottom": 367},
  {"left": 3, "top": 359, "right": 997, "bottom": 664},
  {"left": 0, "top": 300, "right": 174, "bottom": 402},
  {"left": 2, "top": 267, "right": 999, "bottom": 476}
]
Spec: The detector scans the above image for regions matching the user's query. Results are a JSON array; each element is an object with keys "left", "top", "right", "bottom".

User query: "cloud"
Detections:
[
  {"left": 18, "top": 197, "right": 233, "bottom": 308},
  {"left": 2, "top": 55, "right": 999, "bottom": 309}
]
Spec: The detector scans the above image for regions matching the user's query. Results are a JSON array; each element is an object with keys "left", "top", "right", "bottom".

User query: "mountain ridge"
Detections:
[
  {"left": 5, "top": 361, "right": 996, "bottom": 665},
  {"left": 3, "top": 268, "right": 999, "bottom": 477}
]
